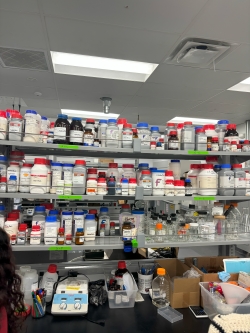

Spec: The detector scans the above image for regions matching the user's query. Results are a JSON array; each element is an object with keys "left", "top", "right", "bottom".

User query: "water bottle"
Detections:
[{"left": 152, "top": 268, "right": 170, "bottom": 308}]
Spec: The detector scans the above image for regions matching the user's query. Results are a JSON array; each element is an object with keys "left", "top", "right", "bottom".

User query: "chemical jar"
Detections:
[
  {"left": 168, "top": 131, "right": 179, "bottom": 150},
  {"left": 150, "top": 126, "right": 161, "bottom": 142},
  {"left": 84, "top": 214, "right": 96, "bottom": 241},
  {"left": 97, "top": 178, "right": 108, "bottom": 195},
  {"left": 121, "top": 178, "right": 129, "bottom": 195},
  {"left": 72, "top": 160, "right": 86, "bottom": 195},
  {"left": 122, "top": 123, "right": 133, "bottom": 148},
  {"left": 120, "top": 164, "right": 136, "bottom": 180},
  {"left": 136, "top": 163, "right": 149, "bottom": 183},
  {"left": 53, "top": 114, "right": 70, "bottom": 144},
  {"left": 86, "top": 178, "right": 97, "bottom": 195},
  {"left": 139, "top": 170, "right": 152, "bottom": 196},
  {"left": 137, "top": 122, "right": 151, "bottom": 149},
  {"left": 56, "top": 180, "right": 64, "bottom": 195},
  {"left": 7, "top": 162, "right": 20, "bottom": 189},
  {"left": 106, "top": 163, "right": 119, "bottom": 181},
  {"left": 132, "top": 210, "right": 145, "bottom": 234},
  {"left": 20, "top": 163, "right": 32, "bottom": 193},
  {"left": 198, "top": 164, "right": 218, "bottom": 195},
  {"left": 216, "top": 120, "right": 229, "bottom": 146},
  {"left": 62, "top": 163, "right": 74, "bottom": 183},
  {"left": 44, "top": 216, "right": 58, "bottom": 245},
  {"left": 168, "top": 159, "right": 181, "bottom": 180},
  {"left": 51, "top": 162, "right": 62, "bottom": 194},
  {"left": 83, "top": 121, "right": 95, "bottom": 146},
  {"left": 225, "top": 124, "right": 239, "bottom": 143},
  {"left": 165, "top": 179, "right": 174, "bottom": 196},
  {"left": 9, "top": 150, "right": 24, "bottom": 165},
  {"left": 117, "top": 118, "right": 127, "bottom": 148},
  {"left": 164, "top": 122, "right": 176, "bottom": 149},
  {"left": 61, "top": 211, "right": 73, "bottom": 237},
  {"left": 9, "top": 113, "right": 23, "bottom": 141},
  {"left": 181, "top": 122, "right": 195, "bottom": 150},
  {"left": 75, "top": 228, "right": 84, "bottom": 245},
  {"left": 70, "top": 117, "right": 83, "bottom": 145},
  {"left": 195, "top": 128, "right": 207, "bottom": 151},
  {"left": 98, "top": 119, "right": 108, "bottom": 147},
  {"left": 187, "top": 164, "right": 200, "bottom": 194},
  {"left": 87, "top": 168, "right": 98, "bottom": 179},
  {"left": 218, "top": 164, "right": 234, "bottom": 196},
  {"left": 0, "top": 156, "right": 7, "bottom": 177},
  {"left": 106, "top": 119, "right": 119, "bottom": 148},
  {"left": 30, "top": 226, "right": 41, "bottom": 245},
  {"left": 0, "top": 111, "right": 7, "bottom": 140},
  {"left": 152, "top": 170, "right": 165, "bottom": 195},
  {"left": 73, "top": 211, "right": 85, "bottom": 237},
  {"left": 23, "top": 110, "right": 40, "bottom": 142},
  {"left": 30, "top": 158, "right": 47, "bottom": 194},
  {"left": 128, "top": 178, "right": 137, "bottom": 196},
  {"left": 232, "top": 164, "right": 246, "bottom": 196},
  {"left": 174, "top": 180, "right": 185, "bottom": 196}
]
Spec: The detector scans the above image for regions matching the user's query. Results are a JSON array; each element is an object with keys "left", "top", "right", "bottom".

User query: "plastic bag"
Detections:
[
  {"left": 89, "top": 280, "right": 108, "bottom": 306},
  {"left": 183, "top": 267, "right": 201, "bottom": 278}
]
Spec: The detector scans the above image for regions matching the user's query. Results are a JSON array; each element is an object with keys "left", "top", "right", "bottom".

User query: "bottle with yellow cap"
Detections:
[{"left": 152, "top": 267, "right": 170, "bottom": 308}]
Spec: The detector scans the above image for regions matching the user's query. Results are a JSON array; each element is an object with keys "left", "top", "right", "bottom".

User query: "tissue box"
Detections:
[{"left": 238, "top": 271, "right": 250, "bottom": 288}]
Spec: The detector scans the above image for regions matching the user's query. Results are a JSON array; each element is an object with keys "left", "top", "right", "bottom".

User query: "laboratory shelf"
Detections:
[{"left": 2, "top": 140, "right": 250, "bottom": 161}]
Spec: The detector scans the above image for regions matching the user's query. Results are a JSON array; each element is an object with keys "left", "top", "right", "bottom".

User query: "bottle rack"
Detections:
[{"left": 1, "top": 139, "right": 250, "bottom": 252}]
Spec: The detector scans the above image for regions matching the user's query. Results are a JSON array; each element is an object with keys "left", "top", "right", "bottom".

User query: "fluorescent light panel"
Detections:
[
  {"left": 228, "top": 77, "right": 250, "bottom": 92},
  {"left": 51, "top": 51, "right": 158, "bottom": 82},
  {"left": 168, "top": 116, "right": 218, "bottom": 125},
  {"left": 61, "top": 109, "right": 120, "bottom": 120}
]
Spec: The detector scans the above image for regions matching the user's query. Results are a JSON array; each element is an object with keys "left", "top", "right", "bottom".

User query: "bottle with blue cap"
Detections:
[
  {"left": 85, "top": 214, "right": 97, "bottom": 241},
  {"left": 216, "top": 120, "right": 229, "bottom": 147},
  {"left": 136, "top": 123, "right": 151, "bottom": 149},
  {"left": 98, "top": 119, "right": 108, "bottom": 147},
  {"left": 23, "top": 109, "right": 40, "bottom": 143},
  {"left": 7, "top": 175, "right": 17, "bottom": 192},
  {"left": 98, "top": 207, "right": 110, "bottom": 236},
  {"left": 32, "top": 206, "right": 46, "bottom": 241},
  {"left": 218, "top": 164, "right": 234, "bottom": 196},
  {"left": 136, "top": 163, "right": 149, "bottom": 182},
  {"left": 150, "top": 126, "right": 161, "bottom": 142},
  {"left": 70, "top": 117, "right": 83, "bottom": 145},
  {"left": 44, "top": 216, "right": 58, "bottom": 245},
  {"left": 106, "top": 119, "right": 118, "bottom": 148},
  {"left": 53, "top": 114, "right": 70, "bottom": 144}
]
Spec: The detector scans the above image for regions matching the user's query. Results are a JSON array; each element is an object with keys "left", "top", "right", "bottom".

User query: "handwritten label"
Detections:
[
  {"left": 188, "top": 150, "right": 209, "bottom": 155},
  {"left": 49, "top": 246, "right": 72, "bottom": 251},
  {"left": 58, "top": 195, "right": 82, "bottom": 200},
  {"left": 58, "top": 144, "right": 79, "bottom": 150},
  {"left": 194, "top": 196, "right": 215, "bottom": 201}
]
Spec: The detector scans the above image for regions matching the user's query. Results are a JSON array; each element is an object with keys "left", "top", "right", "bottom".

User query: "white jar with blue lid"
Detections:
[
  {"left": 106, "top": 119, "right": 118, "bottom": 148},
  {"left": 136, "top": 123, "right": 151, "bottom": 149},
  {"left": 150, "top": 126, "right": 161, "bottom": 142},
  {"left": 218, "top": 164, "right": 234, "bottom": 196}
]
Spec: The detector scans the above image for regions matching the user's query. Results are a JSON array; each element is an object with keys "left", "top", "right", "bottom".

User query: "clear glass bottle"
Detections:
[
  {"left": 152, "top": 268, "right": 170, "bottom": 308},
  {"left": 155, "top": 223, "right": 164, "bottom": 243}
]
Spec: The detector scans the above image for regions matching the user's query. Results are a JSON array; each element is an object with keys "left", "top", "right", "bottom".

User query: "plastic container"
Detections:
[
  {"left": 70, "top": 117, "right": 83, "bottom": 144},
  {"left": 44, "top": 216, "right": 58, "bottom": 245},
  {"left": 195, "top": 128, "right": 207, "bottom": 151},
  {"left": 9, "top": 150, "right": 24, "bottom": 166},
  {"left": 49, "top": 210, "right": 60, "bottom": 231},
  {"left": 84, "top": 214, "right": 96, "bottom": 241},
  {"left": 137, "top": 123, "right": 151, "bottom": 149},
  {"left": 0, "top": 156, "right": 7, "bottom": 178},
  {"left": 119, "top": 204, "right": 132, "bottom": 232},
  {"left": 53, "top": 114, "right": 70, "bottom": 144},
  {"left": 187, "top": 164, "right": 200, "bottom": 194},
  {"left": 30, "top": 225, "right": 41, "bottom": 245},
  {"left": 72, "top": 160, "right": 86, "bottom": 195},
  {"left": 200, "top": 282, "right": 250, "bottom": 320},
  {"left": 23, "top": 269, "right": 39, "bottom": 305},
  {"left": 32, "top": 206, "right": 46, "bottom": 241},
  {"left": 86, "top": 178, "right": 97, "bottom": 195},
  {"left": 19, "top": 163, "right": 32, "bottom": 193},
  {"left": 98, "top": 119, "right": 108, "bottom": 147},
  {"left": 97, "top": 178, "right": 107, "bottom": 195},
  {"left": 30, "top": 158, "right": 47, "bottom": 194},
  {"left": 157, "top": 307, "right": 183, "bottom": 323},
  {"left": 62, "top": 163, "right": 74, "bottom": 183},
  {"left": 132, "top": 210, "right": 145, "bottom": 234},
  {"left": 0, "top": 177, "right": 6, "bottom": 193},
  {"left": 174, "top": 180, "right": 185, "bottom": 196},
  {"left": 218, "top": 164, "right": 234, "bottom": 196},
  {"left": 152, "top": 268, "right": 170, "bottom": 308},
  {"left": 117, "top": 118, "right": 127, "bottom": 148},
  {"left": 136, "top": 163, "right": 149, "bottom": 183},
  {"left": 83, "top": 119, "right": 95, "bottom": 146},
  {"left": 216, "top": 120, "right": 229, "bottom": 147},
  {"left": 0, "top": 205, "right": 5, "bottom": 228},
  {"left": 0, "top": 110, "right": 7, "bottom": 140},
  {"left": 122, "top": 123, "right": 133, "bottom": 148},
  {"left": 169, "top": 160, "right": 181, "bottom": 180},
  {"left": 164, "top": 122, "right": 176, "bottom": 149},
  {"left": 87, "top": 168, "right": 98, "bottom": 179},
  {"left": 128, "top": 178, "right": 137, "bottom": 196},
  {"left": 107, "top": 177, "right": 116, "bottom": 195},
  {"left": 165, "top": 179, "right": 174, "bottom": 196},
  {"left": 98, "top": 207, "right": 110, "bottom": 236},
  {"left": 7, "top": 162, "right": 20, "bottom": 190},
  {"left": 152, "top": 170, "right": 165, "bottom": 195},
  {"left": 121, "top": 179, "right": 129, "bottom": 195},
  {"left": 4, "top": 217, "right": 18, "bottom": 238},
  {"left": 225, "top": 124, "right": 239, "bottom": 144},
  {"left": 7, "top": 175, "right": 17, "bottom": 192},
  {"left": 181, "top": 122, "right": 195, "bottom": 150},
  {"left": 106, "top": 163, "right": 119, "bottom": 181},
  {"left": 139, "top": 170, "right": 152, "bottom": 196},
  {"left": 50, "top": 162, "right": 62, "bottom": 194},
  {"left": 23, "top": 110, "right": 39, "bottom": 142},
  {"left": 198, "top": 164, "right": 218, "bottom": 195},
  {"left": 150, "top": 126, "right": 161, "bottom": 142},
  {"left": 61, "top": 211, "right": 73, "bottom": 236},
  {"left": 204, "top": 124, "right": 218, "bottom": 139},
  {"left": 232, "top": 164, "right": 246, "bottom": 196},
  {"left": 106, "top": 119, "right": 118, "bottom": 148},
  {"left": 120, "top": 164, "right": 136, "bottom": 180},
  {"left": 9, "top": 112, "right": 23, "bottom": 141},
  {"left": 40, "top": 264, "right": 58, "bottom": 302}
]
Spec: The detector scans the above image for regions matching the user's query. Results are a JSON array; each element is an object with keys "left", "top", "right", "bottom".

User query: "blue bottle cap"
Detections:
[
  {"left": 85, "top": 214, "right": 95, "bottom": 220},
  {"left": 26, "top": 110, "right": 37, "bottom": 115},
  {"left": 9, "top": 175, "right": 17, "bottom": 180},
  {"left": 99, "top": 119, "right": 107, "bottom": 124},
  {"left": 62, "top": 163, "right": 74, "bottom": 167},
  {"left": 151, "top": 170, "right": 165, "bottom": 172},
  {"left": 132, "top": 210, "right": 145, "bottom": 214},
  {"left": 100, "top": 207, "right": 108, "bottom": 213},
  {"left": 138, "top": 163, "right": 149, "bottom": 168},
  {"left": 185, "top": 179, "right": 191, "bottom": 183},
  {"left": 149, "top": 167, "right": 157, "bottom": 171},
  {"left": 137, "top": 122, "right": 148, "bottom": 128},
  {"left": 76, "top": 228, "right": 83, "bottom": 232},
  {"left": 214, "top": 165, "right": 221, "bottom": 169},
  {"left": 221, "top": 164, "right": 231, "bottom": 169},
  {"left": 46, "top": 216, "right": 57, "bottom": 222},
  {"left": 150, "top": 126, "right": 159, "bottom": 132},
  {"left": 0, "top": 156, "right": 7, "bottom": 162},
  {"left": 62, "top": 211, "right": 73, "bottom": 215},
  {"left": 74, "top": 211, "right": 85, "bottom": 215},
  {"left": 217, "top": 120, "right": 229, "bottom": 125},
  {"left": 72, "top": 117, "right": 82, "bottom": 121},
  {"left": 121, "top": 179, "right": 129, "bottom": 183},
  {"left": 0, "top": 205, "right": 5, "bottom": 211},
  {"left": 108, "top": 119, "right": 117, "bottom": 123},
  {"left": 35, "top": 206, "right": 46, "bottom": 212},
  {"left": 41, "top": 116, "right": 48, "bottom": 120},
  {"left": 170, "top": 160, "right": 180, "bottom": 162},
  {"left": 49, "top": 210, "right": 59, "bottom": 215},
  {"left": 51, "top": 162, "right": 62, "bottom": 167},
  {"left": 58, "top": 114, "right": 68, "bottom": 119}
]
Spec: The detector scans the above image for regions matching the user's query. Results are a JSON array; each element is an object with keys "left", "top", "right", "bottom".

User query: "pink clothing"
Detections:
[{"left": 0, "top": 307, "right": 7, "bottom": 333}]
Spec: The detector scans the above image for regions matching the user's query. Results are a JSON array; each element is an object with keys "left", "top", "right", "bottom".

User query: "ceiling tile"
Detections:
[
  {"left": 54, "top": 74, "right": 142, "bottom": 97},
  {"left": 0, "top": 0, "right": 39, "bottom": 12},
  {"left": 207, "top": 90, "right": 250, "bottom": 106},
  {"left": 185, "top": 0, "right": 250, "bottom": 44},
  {"left": 189, "top": 101, "right": 250, "bottom": 116},
  {"left": 148, "top": 64, "right": 249, "bottom": 90},
  {"left": 45, "top": 16, "right": 179, "bottom": 63},
  {"left": 42, "top": 0, "right": 207, "bottom": 34},
  {"left": 136, "top": 82, "right": 223, "bottom": 101},
  {"left": 0, "top": 11, "right": 47, "bottom": 49},
  {"left": 212, "top": 44, "right": 250, "bottom": 73}
]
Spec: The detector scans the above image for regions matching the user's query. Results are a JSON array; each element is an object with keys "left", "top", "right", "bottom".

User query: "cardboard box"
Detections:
[
  {"left": 238, "top": 271, "right": 250, "bottom": 288},
  {"left": 184, "top": 256, "right": 238, "bottom": 282},
  {"left": 155, "top": 259, "right": 200, "bottom": 308}
]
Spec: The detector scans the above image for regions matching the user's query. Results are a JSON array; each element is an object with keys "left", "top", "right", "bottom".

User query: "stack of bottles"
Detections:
[{"left": 144, "top": 202, "right": 250, "bottom": 244}]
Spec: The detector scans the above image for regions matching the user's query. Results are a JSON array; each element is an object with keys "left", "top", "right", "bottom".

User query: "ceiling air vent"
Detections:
[
  {"left": 165, "top": 38, "right": 237, "bottom": 67},
  {"left": 0, "top": 47, "right": 49, "bottom": 71}
]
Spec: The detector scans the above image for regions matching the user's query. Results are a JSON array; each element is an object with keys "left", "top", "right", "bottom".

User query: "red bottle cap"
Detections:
[
  {"left": 176, "top": 123, "right": 184, "bottom": 129},
  {"left": 165, "top": 170, "right": 173, "bottom": 176},
  {"left": 89, "top": 209, "right": 97, "bottom": 214},
  {"left": 123, "top": 123, "right": 132, "bottom": 128},
  {"left": 59, "top": 228, "right": 64, "bottom": 233},
  {"left": 184, "top": 121, "right": 192, "bottom": 125},
  {"left": 0, "top": 111, "right": 7, "bottom": 118},
  {"left": 22, "top": 163, "right": 33, "bottom": 168},
  {"left": 231, "top": 141, "right": 237, "bottom": 144},
  {"left": 118, "top": 261, "right": 126, "bottom": 269},
  {"left": 232, "top": 164, "right": 242, "bottom": 168},
  {"left": 97, "top": 178, "right": 106, "bottom": 182},
  {"left": 212, "top": 137, "right": 218, "bottom": 142},
  {"left": 121, "top": 204, "right": 130, "bottom": 209},
  {"left": 75, "top": 160, "right": 86, "bottom": 166},
  {"left": 32, "top": 225, "right": 40, "bottom": 231},
  {"left": 110, "top": 222, "right": 115, "bottom": 227},
  {"left": 48, "top": 264, "right": 57, "bottom": 273},
  {"left": 196, "top": 128, "right": 205, "bottom": 133},
  {"left": 165, "top": 179, "right": 174, "bottom": 184},
  {"left": 244, "top": 140, "right": 249, "bottom": 144},
  {"left": 108, "top": 163, "right": 118, "bottom": 168},
  {"left": 204, "top": 124, "right": 215, "bottom": 130},
  {"left": 1, "top": 177, "right": 7, "bottom": 182},
  {"left": 19, "top": 224, "right": 27, "bottom": 231},
  {"left": 141, "top": 170, "right": 151, "bottom": 175},
  {"left": 190, "top": 164, "right": 201, "bottom": 169},
  {"left": 169, "top": 130, "right": 177, "bottom": 136},
  {"left": 128, "top": 178, "right": 137, "bottom": 183},
  {"left": 9, "top": 162, "right": 19, "bottom": 166},
  {"left": 117, "top": 118, "right": 127, "bottom": 125},
  {"left": 122, "top": 164, "right": 134, "bottom": 168},
  {"left": 86, "top": 118, "right": 95, "bottom": 123},
  {"left": 202, "top": 164, "right": 214, "bottom": 169},
  {"left": 174, "top": 180, "right": 185, "bottom": 186},
  {"left": 88, "top": 168, "right": 97, "bottom": 174},
  {"left": 34, "top": 158, "right": 47, "bottom": 165},
  {"left": 166, "top": 122, "right": 175, "bottom": 127},
  {"left": 227, "top": 124, "right": 236, "bottom": 129}
]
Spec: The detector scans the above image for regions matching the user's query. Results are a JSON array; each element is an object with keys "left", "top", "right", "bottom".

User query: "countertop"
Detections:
[{"left": 21, "top": 296, "right": 210, "bottom": 333}]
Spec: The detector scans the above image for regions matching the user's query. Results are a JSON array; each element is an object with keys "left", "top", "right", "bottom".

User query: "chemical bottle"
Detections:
[
  {"left": 40, "top": 264, "right": 58, "bottom": 302},
  {"left": 115, "top": 261, "right": 128, "bottom": 289},
  {"left": 152, "top": 268, "right": 170, "bottom": 308},
  {"left": 98, "top": 207, "right": 110, "bottom": 236},
  {"left": 72, "top": 160, "right": 86, "bottom": 195},
  {"left": 107, "top": 177, "right": 116, "bottom": 195},
  {"left": 119, "top": 204, "right": 132, "bottom": 233},
  {"left": 32, "top": 206, "right": 46, "bottom": 241}
]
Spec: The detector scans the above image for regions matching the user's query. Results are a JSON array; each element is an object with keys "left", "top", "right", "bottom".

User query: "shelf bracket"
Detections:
[{"left": 133, "top": 139, "right": 141, "bottom": 153}]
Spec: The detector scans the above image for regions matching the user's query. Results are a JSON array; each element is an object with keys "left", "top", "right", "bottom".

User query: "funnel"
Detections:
[{"left": 219, "top": 283, "right": 250, "bottom": 305}]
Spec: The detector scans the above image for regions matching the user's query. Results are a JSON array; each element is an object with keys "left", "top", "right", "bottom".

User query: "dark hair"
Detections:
[{"left": 0, "top": 228, "right": 25, "bottom": 333}]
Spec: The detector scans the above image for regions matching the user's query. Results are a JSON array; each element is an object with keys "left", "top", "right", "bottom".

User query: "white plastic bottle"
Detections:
[
  {"left": 19, "top": 163, "right": 32, "bottom": 193},
  {"left": 122, "top": 123, "right": 133, "bottom": 148},
  {"left": 61, "top": 211, "right": 73, "bottom": 237},
  {"left": 40, "top": 264, "right": 58, "bottom": 302},
  {"left": 0, "top": 110, "right": 7, "bottom": 140},
  {"left": 187, "top": 164, "right": 200, "bottom": 194},
  {"left": 84, "top": 214, "right": 96, "bottom": 241},
  {"left": 30, "top": 158, "right": 47, "bottom": 194},
  {"left": 198, "top": 164, "right": 218, "bottom": 195},
  {"left": 72, "top": 160, "right": 86, "bottom": 195},
  {"left": 106, "top": 119, "right": 119, "bottom": 148},
  {"left": 32, "top": 206, "right": 46, "bottom": 241},
  {"left": 98, "top": 207, "right": 110, "bottom": 236},
  {"left": 117, "top": 118, "right": 127, "bottom": 148},
  {"left": 23, "top": 269, "right": 39, "bottom": 305},
  {"left": 46, "top": 160, "right": 51, "bottom": 193},
  {"left": 7, "top": 162, "right": 20, "bottom": 190},
  {"left": 23, "top": 110, "right": 39, "bottom": 142},
  {"left": 44, "top": 216, "right": 58, "bottom": 245}
]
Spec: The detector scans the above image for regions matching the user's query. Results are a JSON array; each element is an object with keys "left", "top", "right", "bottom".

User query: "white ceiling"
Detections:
[{"left": 0, "top": 0, "right": 250, "bottom": 125}]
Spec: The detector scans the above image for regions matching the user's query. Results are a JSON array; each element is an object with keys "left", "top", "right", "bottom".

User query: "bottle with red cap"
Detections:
[
  {"left": 117, "top": 118, "right": 127, "bottom": 148},
  {"left": 198, "top": 164, "right": 218, "bottom": 195},
  {"left": 0, "top": 110, "right": 7, "bottom": 140},
  {"left": 225, "top": 124, "right": 239, "bottom": 144},
  {"left": 164, "top": 122, "right": 176, "bottom": 149},
  {"left": 122, "top": 123, "right": 133, "bottom": 148},
  {"left": 40, "top": 264, "right": 58, "bottom": 302},
  {"left": 115, "top": 261, "right": 128, "bottom": 288},
  {"left": 181, "top": 121, "right": 195, "bottom": 150},
  {"left": 72, "top": 160, "right": 86, "bottom": 195},
  {"left": 168, "top": 130, "right": 179, "bottom": 150},
  {"left": 83, "top": 118, "right": 95, "bottom": 146},
  {"left": 119, "top": 204, "right": 132, "bottom": 232},
  {"left": 187, "top": 164, "right": 200, "bottom": 194},
  {"left": 30, "top": 225, "right": 41, "bottom": 245},
  {"left": 176, "top": 123, "right": 184, "bottom": 149},
  {"left": 128, "top": 178, "right": 137, "bottom": 196},
  {"left": 20, "top": 163, "right": 33, "bottom": 193},
  {"left": 30, "top": 158, "right": 48, "bottom": 194},
  {"left": 107, "top": 163, "right": 119, "bottom": 181},
  {"left": 174, "top": 180, "right": 185, "bottom": 196}
]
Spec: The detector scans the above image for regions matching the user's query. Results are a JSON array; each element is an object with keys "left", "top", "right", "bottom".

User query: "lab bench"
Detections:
[{"left": 21, "top": 296, "right": 210, "bottom": 333}]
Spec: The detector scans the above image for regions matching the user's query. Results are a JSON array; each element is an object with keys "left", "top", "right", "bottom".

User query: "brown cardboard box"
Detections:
[
  {"left": 155, "top": 258, "right": 200, "bottom": 308},
  {"left": 184, "top": 256, "right": 238, "bottom": 282}
]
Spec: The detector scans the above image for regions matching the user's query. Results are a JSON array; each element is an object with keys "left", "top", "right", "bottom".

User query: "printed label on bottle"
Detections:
[
  {"left": 211, "top": 144, "right": 219, "bottom": 151},
  {"left": 25, "top": 118, "right": 37, "bottom": 134},
  {"left": 63, "top": 171, "right": 72, "bottom": 182},
  {"left": 138, "top": 133, "right": 150, "bottom": 146},
  {"left": 73, "top": 172, "right": 85, "bottom": 185},
  {"left": 182, "top": 131, "right": 192, "bottom": 143},
  {"left": 151, "top": 135, "right": 160, "bottom": 142},
  {"left": 70, "top": 130, "right": 83, "bottom": 143},
  {"left": 54, "top": 127, "right": 66, "bottom": 140},
  {"left": 123, "top": 229, "right": 132, "bottom": 237},
  {"left": 199, "top": 176, "right": 217, "bottom": 189},
  {"left": 223, "top": 144, "right": 230, "bottom": 151},
  {"left": 106, "top": 129, "right": 119, "bottom": 140},
  {"left": 58, "top": 236, "right": 64, "bottom": 242},
  {"left": 149, "top": 229, "right": 155, "bottom": 236},
  {"left": 220, "top": 175, "right": 234, "bottom": 188},
  {"left": 52, "top": 170, "right": 62, "bottom": 186},
  {"left": 9, "top": 122, "right": 21, "bottom": 133},
  {"left": 185, "top": 188, "right": 193, "bottom": 195},
  {"left": 122, "top": 134, "right": 133, "bottom": 142},
  {"left": 79, "top": 236, "right": 84, "bottom": 242},
  {"left": 62, "top": 217, "right": 73, "bottom": 235},
  {"left": 30, "top": 174, "right": 47, "bottom": 186},
  {"left": 168, "top": 141, "right": 179, "bottom": 149},
  {"left": 140, "top": 179, "right": 152, "bottom": 189},
  {"left": 20, "top": 170, "right": 31, "bottom": 185},
  {"left": 44, "top": 281, "right": 54, "bottom": 295},
  {"left": 235, "top": 178, "right": 246, "bottom": 188},
  {"left": 33, "top": 220, "right": 45, "bottom": 233},
  {"left": 83, "top": 134, "right": 94, "bottom": 146},
  {"left": 198, "top": 136, "right": 207, "bottom": 143}
]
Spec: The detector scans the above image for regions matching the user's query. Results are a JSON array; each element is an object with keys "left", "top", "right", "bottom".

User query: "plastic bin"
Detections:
[
  {"left": 200, "top": 282, "right": 250, "bottom": 320},
  {"left": 157, "top": 306, "right": 183, "bottom": 323},
  {"left": 105, "top": 274, "right": 138, "bottom": 309}
]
